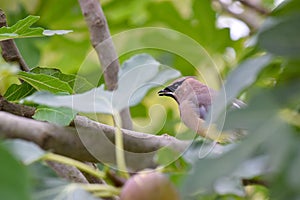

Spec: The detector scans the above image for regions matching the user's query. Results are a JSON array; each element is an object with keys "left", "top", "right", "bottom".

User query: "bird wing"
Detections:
[
  {"left": 179, "top": 99, "right": 207, "bottom": 136},
  {"left": 198, "top": 105, "right": 208, "bottom": 120}
]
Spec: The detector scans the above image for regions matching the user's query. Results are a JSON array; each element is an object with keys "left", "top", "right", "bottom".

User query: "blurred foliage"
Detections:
[
  {"left": 0, "top": 143, "right": 31, "bottom": 200},
  {"left": 0, "top": 0, "right": 300, "bottom": 199}
]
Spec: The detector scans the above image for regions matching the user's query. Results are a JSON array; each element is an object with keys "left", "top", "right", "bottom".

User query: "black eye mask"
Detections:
[{"left": 165, "top": 79, "right": 185, "bottom": 92}]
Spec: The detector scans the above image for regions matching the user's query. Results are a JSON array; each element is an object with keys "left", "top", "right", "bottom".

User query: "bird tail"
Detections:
[
  {"left": 218, "top": 129, "right": 247, "bottom": 143},
  {"left": 202, "top": 125, "right": 247, "bottom": 144}
]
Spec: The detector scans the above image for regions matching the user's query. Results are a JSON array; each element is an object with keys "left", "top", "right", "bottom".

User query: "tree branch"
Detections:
[
  {"left": 0, "top": 111, "right": 189, "bottom": 171},
  {"left": 0, "top": 9, "right": 29, "bottom": 72},
  {"left": 77, "top": 0, "right": 118, "bottom": 90},
  {"left": 78, "top": 0, "right": 119, "bottom": 90},
  {"left": 78, "top": 0, "right": 132, "bottom": 130},
  {"left": 0, "top": 96, "right": 188, "bottom": 157},
  {"left": 0, "top": 94, "right": 35, "bottom": 117},
  {"left": 0, "top": 96, "right": 93, "bottom": 183}
]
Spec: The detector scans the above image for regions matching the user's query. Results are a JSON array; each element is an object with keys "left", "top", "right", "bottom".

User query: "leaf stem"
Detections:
[
  {"left": 80, "top": 183, "right": 121, "bottom": 197},
  {"left": 113, "top": 110, "right": 130, "bottom": 178},
  {"left": 42, "top": 153, "right": 105, "bottom": 179}
]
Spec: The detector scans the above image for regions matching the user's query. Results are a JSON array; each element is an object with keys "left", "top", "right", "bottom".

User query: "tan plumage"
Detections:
[{"left": 158, "top": 76, "right": 245, "bottom": 143}]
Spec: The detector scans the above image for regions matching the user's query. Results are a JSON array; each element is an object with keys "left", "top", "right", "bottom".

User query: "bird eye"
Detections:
[{"left": 167, "top": 80, "right": 185, "bottom": 92}]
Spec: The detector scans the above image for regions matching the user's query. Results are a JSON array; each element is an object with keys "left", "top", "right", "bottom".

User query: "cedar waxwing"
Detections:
[{"left": 158, "top": 76, "right": 245, "bottom": 143}]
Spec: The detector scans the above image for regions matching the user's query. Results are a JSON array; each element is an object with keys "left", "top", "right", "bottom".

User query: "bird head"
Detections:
[
  {"left": 158, "top": 76, "right": 209, "bottom": 104},
  {"left": 158, "top": 77, "right": 187, "bottom": 102}
]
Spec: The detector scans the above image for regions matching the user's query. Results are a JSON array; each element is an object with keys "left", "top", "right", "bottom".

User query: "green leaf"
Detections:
[
  {"left": 0, "top": 15, "right": 72, "bottom": 41},
  {"left": 33, "top": 105, "right": 77, "bottom": 126},
  {"left": 3, "top": 140, "right": 45, "bottom": 164},
  {"left": 272, "top": 0, "right": 300, "bottom": 17},
  {"left": 258, "top": 14, "right": 300, "bottom": 58},
  {"left": 4, "top": 67, "right": 93, "bottom": 101},
  {"left": 147, "top": 0, "right": 233, "bottom": 53},
  {"left": 18, "top": 71, "right": 73, "bottom": 94},
  {"left": 4, "top": 82, "right": 36, "bottom": 101},
  {"left": 287, "top": 148, "right": 300, "bottom": 190},
  {"left": 23, "top": 54, "right": 181, "bottom": 114},
  {"left": 192, "top": 0, "right": 232, "bottom": 52},
  {"left": 30, "top": 67, "right": 62, "bottom": 75},
  {"left": 0, "top": 144, "right": 31, "bottom": 200},
  {"left": 0, "top": 15, "right": 42, "bottom": 41},
  {"left": 222, "top": 54, "right": 272, "bottom": 101},
  {"left": 31, "top": 67, "right": 94, "bottom": 93}
]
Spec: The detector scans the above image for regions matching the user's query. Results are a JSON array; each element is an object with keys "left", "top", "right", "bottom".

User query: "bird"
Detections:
[{"left": 158, "top": 76, "right": 246, "bottom": 143}]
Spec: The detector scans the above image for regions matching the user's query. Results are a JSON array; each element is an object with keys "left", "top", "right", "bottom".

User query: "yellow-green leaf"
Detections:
[{"left": 18, "top": 71, "right": 73, "bottom": 94}]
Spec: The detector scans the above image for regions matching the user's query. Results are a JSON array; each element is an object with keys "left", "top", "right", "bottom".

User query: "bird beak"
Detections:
[{"left": 158, "top": 87, "right": 174, "bottom": 96}]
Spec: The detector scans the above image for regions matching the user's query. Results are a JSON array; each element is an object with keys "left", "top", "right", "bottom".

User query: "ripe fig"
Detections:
[{"left": 120, "top": 171, "right": 180, "bottom": 200}]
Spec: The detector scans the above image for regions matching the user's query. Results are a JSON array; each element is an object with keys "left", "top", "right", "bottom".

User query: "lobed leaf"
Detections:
[
  {"left": 0, "top": 15, "right": 72, "bottom": 41},
  {"left": 0, "top": 15, "right": 42, "bottom": 41},
  {"left": 33, "top": 106, "right": 77, "bottom": 126},
  {"left": 24, "top": 54, "right": 181, "bottom": 114},
  {"left": 18, "top": 71, "right": 73, "bottom": 94},
  {"left": 31, "top": 67, "right": 94, "bottom": 93}
]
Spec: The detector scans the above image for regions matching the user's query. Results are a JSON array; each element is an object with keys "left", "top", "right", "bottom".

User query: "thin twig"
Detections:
[
  {"left": 46, "top": 161, "right": 89, "bottom": 183},
  {"left": 0, "top": 9, "right": 29, "bottom": 71},
  {"left": 106, "top": 170, "right": 126, "bottom": 187},
  {"left": 82, "top": 162, "right": 105, "bottom": 184},
  {"left": 216, "top": 0, "right": 262, "bottom": 31},
  {"left": 242, "top": 178, "right": 268, "bottom": 187},
  {"left": 78, "top": 0, "right": 132, "bottom": 129},
  {"left": 42, "top": 153, "right": 105, "bottom": 179},
  {"left": 237, "top": 0, "right": 270, "bottom": 15}
]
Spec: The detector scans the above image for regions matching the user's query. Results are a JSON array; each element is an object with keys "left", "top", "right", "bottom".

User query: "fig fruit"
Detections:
[{"left": 120, "top": 171, "right": 180, "bottom": 200}]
